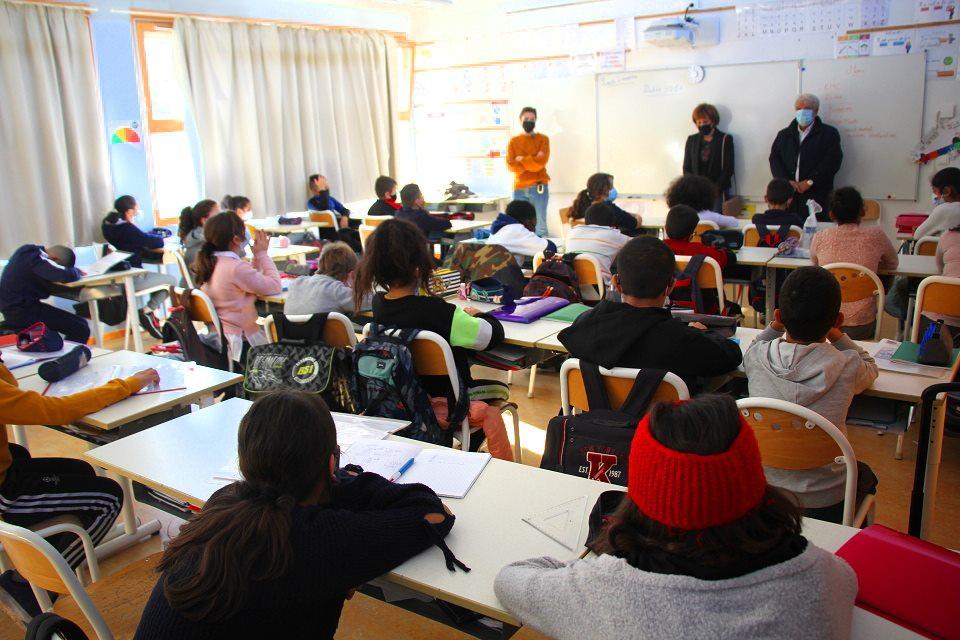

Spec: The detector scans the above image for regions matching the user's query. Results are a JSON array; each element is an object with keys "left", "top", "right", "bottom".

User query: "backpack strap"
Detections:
[
  {"left": 776, "top": 223, "right": 792, "bottom": 240},
  {"left": 676, "top": 254, "right": 706, "bottom": 313},
  {"left": 619, "top": 368, "right": 669, "bottom": 417},
  {"left": 273, "top": 312, "right": 327, "bottom": 344},
  {"left": 579, "top": 361, "right": 613, "bottom": 411}
]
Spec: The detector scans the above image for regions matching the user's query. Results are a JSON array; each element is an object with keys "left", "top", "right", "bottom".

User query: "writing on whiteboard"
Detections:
[
  {"left": 640, "top": 82, "right": 685, "bottom": 96},
  {"left": 599, "top": 73, "right": 639, "bottom": 87}
]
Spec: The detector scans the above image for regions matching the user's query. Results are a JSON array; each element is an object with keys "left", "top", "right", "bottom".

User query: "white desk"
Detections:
[
  {"left": 265, "top": 244, "right": 320, "bottom": 264},
  {"left": 248, "top": 215, "right": 331, "bottom": 236},
  {"left": 735, "top": 246, "right": 779, "bottom": 266},
  {"left": 445, "top": 219, "right": 491, "bottom": 237},
  {"left": 447, "top": 298, "right": 561, "bottom": 349},
  {"left": 84, "top": 398, "right": 919, "bottom": 638},
  {"left": 55, "top": 268, "right": 149, "bottom": 353},
  {"left": 2, "top": 342, "right": 111, "bottom": 381}
]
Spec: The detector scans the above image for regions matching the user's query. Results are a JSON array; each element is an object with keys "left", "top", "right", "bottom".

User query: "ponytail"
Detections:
[
  {"left": 570, "top": 189, "right": 592, "bottom": 220},
  {"left": 177, "top": 207, "right": 195, "bottom": 240},
  {"left": 571, "top": 173, "right": 614, "bottom": 220},
  {"left": 103, "top": 210, "right": 122, "bottom": 225},
  {"left": 179, "top": 199, "right": 221, "bottom": 241}
]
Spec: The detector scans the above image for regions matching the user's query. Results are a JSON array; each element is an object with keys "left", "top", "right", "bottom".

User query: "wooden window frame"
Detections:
[{"left": 134, "top": 19, "right": 182, "bottom": 134}]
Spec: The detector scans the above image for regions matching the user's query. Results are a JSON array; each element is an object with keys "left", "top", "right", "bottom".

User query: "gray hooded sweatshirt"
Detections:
[
  {"left": 743, "top": 326, "right": 878, "bottom": 507},
  {"left": 494, "top": 544, "right": 857, "bottom": 640},
  {"left": 284, "top": 274, "right": 370, "bottom": 316}
]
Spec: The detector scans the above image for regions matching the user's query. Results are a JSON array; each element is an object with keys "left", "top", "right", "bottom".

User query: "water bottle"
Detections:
[{"left": 802, "top": 200, "right": 820, "bottom": 250}]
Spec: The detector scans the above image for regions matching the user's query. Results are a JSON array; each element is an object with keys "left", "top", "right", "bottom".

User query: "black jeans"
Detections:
[
  {"left": 2, "top": 303, "right": 90, "bottom": 344},
  {"left": 803, "top": 461, "right": 878, "bottom": 526}
]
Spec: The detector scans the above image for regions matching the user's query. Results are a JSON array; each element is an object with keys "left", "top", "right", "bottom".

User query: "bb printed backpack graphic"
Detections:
[{"left": 540, "top": 361, "right": 667, "bottom": 485}]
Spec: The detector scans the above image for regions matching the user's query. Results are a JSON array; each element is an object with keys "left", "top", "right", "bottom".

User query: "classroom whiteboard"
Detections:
[
  {"left": 801, "top": 54, "right": 925, "bottom": 201},
  {"left": 596, "top": 61, "right": 800, "bottom": 198}
]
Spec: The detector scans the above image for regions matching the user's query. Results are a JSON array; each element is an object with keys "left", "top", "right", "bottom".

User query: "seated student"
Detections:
[
  {"left": 811, "top": 186, "right": 897, "bottom": 340},
  {"left": 307, "top": 174, "right": 349, "bottom": 229},
  {"left": 134, "top": 391, "right": 455, "bottom": 640},
  {"left": 178, "top": 199, "right": 220, "bottom": 275},
  {"left": 752, "top": 178, "right": 805, "bottom": 230},
  {"left": 285, "top": 242, "right": 367, "bottom": 316},
  {"left": 915, "top": 167, "right": 960, "bottom": 238},
  {"left": 487, "top": 200, "right": 556, "bottom": 259},
  {"left": 568, "top": 173, "right": 639, "bottom": 235},
  {"left": 395, "top": 183, "right": 451, "bottom": 238},
  {"left": 558, "top": 236, "right": 742, "bottom": 393},
  {"left": 923, "top": 224, "right": 960, "bottom": 346},
  {"left": 194, "top": 212, "right": 281, "bottom": 364},
  {"left": 356, "top": 219, "right": 513, "bottom": 460},
  {"left": 665, "top": 174, "right": 740, "bottom": 229},
  {"left": 221, "top": 195, "right": 252, "bottom": 220},
  {"left": 101, "top": 195, "right": 177, "bottom": 339},
  {"left": 564, "top": 202, "right": 630, "bottom": 282},
  {"left": 367, "top": 175, "right": 401, "bottom": 217},
  {"left": 495, "top": 395, "right": 857, "bottom": 640},
  {"left": 0, "top": 244, "right": 90, "bottom": 344},
  {"left": 0, "top": 360, "right": 158, "bottom": 621},
  {"left": 744, "top": 266, "right": 879, "bottom": 524}
]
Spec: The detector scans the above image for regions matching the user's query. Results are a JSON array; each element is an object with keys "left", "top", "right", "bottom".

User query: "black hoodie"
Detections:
[{"left": 557, "top": 301, "right": 742, "bottom": 392}]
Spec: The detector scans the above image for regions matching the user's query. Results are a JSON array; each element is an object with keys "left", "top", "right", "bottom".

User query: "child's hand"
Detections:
[
  {"left": 131, "top": 369, "right": 160, "bottom": 387},
  {"left": 252, "top": 229, "right": 269, "bottom": 254},
  {"left": 688, "top": 322, "right": 708, "bottom": 331},
  {"left": 463, "top": 306, "right": 481, "bottom": 317}
]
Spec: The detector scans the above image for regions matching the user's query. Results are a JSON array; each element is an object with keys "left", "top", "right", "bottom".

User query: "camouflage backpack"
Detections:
[{"left": 444, "top": 242, "right": 525, "bottom": 300}]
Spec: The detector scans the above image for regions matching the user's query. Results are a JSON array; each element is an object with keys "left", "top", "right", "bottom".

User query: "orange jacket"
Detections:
[
  {"left": 0, "top": 364, "right": 144, "bottom": 483},
  {"left": 506, "top": 133, "right": 550, "bottom": 190}
]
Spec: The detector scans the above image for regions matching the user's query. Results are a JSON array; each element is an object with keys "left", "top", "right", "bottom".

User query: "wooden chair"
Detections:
[
  {"left": 509, "top": 628, "right": 553, "bottom": 640},
  {"left": 914, "top": 235, "right": 940, "bottom": 256},
  {"left": 560, "top": 359, "right": 690, "bottom": 415},
  {"left": 822, "top": 262, "right": 885, "bottom": 341},
  {"left": 307, "top": 210, "right": 339, "bottom": 228},
  {"left": 363, "top": 215, "right": 392, "bottom": 228},
  {"left": 911, "top": 276, "right": 960, "bottom": 342},
  {"left": 336, "top": 592, "right": 475, "bottom": 639},
  {"left": 172, "top": 286, "right": 233, "bottom": 370},
  {"left": 558, "top": 207, "right": 572, "bottom": 225},
  {"left": 532, "top": 252, "right": 605, "bottom": 302},
  {"left": 359, "top": 225, "right": 377, "bottom": 251},
  {"left": 862, "top": 199, "right": 881, "bottom": 221},
  {"left": 263, "top": 312, "right": 357, "bottom": 348},
  {"left": 693, "top": 220, "right": 719, "bottom": 243},
  {"left": 742, "top": 224, "right": 802, "bottom": 247},
  {"left": 172, "top": 249, "right": 194, "bottom": 288},
  {"left": 362, "top": 326, "right": 522, "bottom": 461},
  {"left": 674, "top": 255, "right": 726, "bottom": 312},
  {"left": 569, "top": 217, "right": 584, "bottom": 229},
  {"left": 737, "top": 397, "right": 876, "bottom": 528}
]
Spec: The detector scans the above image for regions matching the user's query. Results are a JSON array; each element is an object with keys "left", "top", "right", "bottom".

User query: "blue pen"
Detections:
[{"left": 389, "top": 457, "right": 416, "bottom": 483}]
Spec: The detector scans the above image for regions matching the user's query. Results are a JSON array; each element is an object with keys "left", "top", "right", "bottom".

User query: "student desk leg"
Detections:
[
  {"left": 93, "top": 476, "right": 162, "bottom": 560},
  {"left": 921, "top": 397, "right": 947, "bottom": 539},
  {"left": 764, "top": 265, "right": 776, "bottom": 322},
  {"left": 88, "top": 300, "right": 104, "bottom": 349},
  {"left": 122, "top": 276, "right": 144, "bottom": 353}
]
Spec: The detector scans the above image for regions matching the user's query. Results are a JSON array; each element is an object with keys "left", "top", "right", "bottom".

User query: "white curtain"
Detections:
[
  {"left": 174, "top": 18, "right": 397, "bottom": 215},
  {"left": 0, "top": 2, "right": 112, "bottom": 256}
]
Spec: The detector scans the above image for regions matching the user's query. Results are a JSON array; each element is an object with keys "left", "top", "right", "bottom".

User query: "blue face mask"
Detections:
[
  {"left": 608, "top": 188, "right": 618, "bottom": 202},
  {"left": 796, "top": 109, "right": 815, "bottom": 128}
]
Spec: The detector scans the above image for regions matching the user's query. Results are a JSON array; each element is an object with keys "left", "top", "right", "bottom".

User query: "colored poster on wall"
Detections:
[
  {"left": 873, "top": 28, "right": 959, "bottom": 78},
  {"left": 915, "top": 0, "right": 958, "bottom": 22},
  {"left": 835, "top": 33, "right": 872, "bottom": 58},
  {"left": 109, "top": 121, "right": 141, "bottom": 145}
]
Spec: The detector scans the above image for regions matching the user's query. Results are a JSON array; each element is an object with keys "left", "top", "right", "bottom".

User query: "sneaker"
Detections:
[
  {"left": 138, "top": 309, "right": 164, "bottom": 340},
  {"left": 0, "top": 570, "right": 40, "bottom": 623}
]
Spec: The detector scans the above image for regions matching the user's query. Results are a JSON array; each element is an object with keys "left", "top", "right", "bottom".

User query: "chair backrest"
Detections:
[
  {"left": 359, "top": 225, "right": 376, "bottom": 251},
  {"left": 558, "top": 207, "right": 572, "bottom": 224},
  {"left": 263, "top": 312, "right": 357, "bottom": 348},
  {"left": 569, "top": 217, "right": 584, "bottom": 229},
  {"left": 361, "top": 325, "right": 470, "bottom": 447},
  {"left": 862, "top": 199, "right": 881, "bottom": 221},
  {"left": 742, "top": 224, "right": 802, "bottom": 247},
  {"left": 560, "top": 358, "right": 690, "bottom": 415},
  {"left": 245, "top": 223, "right": 258, "bottom": 238},
  {"left": 737, "top": 397, "right": 859, "bottom": 526},
  {"left": 822, "top": 262, "right": 884, "bottom": 340},
  {"left": 674, "top": 254, "right": 726, "bottom": 310},
  {"left": 911, "top": 276, "right": 960, "bottom": 342},
  {"left": 693, "top": 220, "right": 719, "bottom": 243},
  {"left": 172, "top": 249, "right": 194, "bottom": 288},
  {"left": 363, "top": 215, "right": 391, "bottom": 227},
  {"left": 0, "top": 521, "right": 111, "bottom": 639},
  {"left": 532, "top": 252, "right": 605, "bottom": 300},
  {"left": 914, "top": 235, "right": 940, "bottom": 256},
  {"left": 172, "top": 286, "right": 222, "bottom": 338},
  {"left": 308, "top": 210, "right": 338, "bottom": 227}
]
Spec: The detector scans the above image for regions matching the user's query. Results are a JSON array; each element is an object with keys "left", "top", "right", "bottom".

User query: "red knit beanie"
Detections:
[{"left": 627, "top": 409, "right": 768, "bottom": 530}]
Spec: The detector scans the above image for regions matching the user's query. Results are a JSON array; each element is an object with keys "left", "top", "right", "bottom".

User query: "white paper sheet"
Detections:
[
  {"left": 44, "top": 361, "right": 186, "bottom": 396},
  {"left": 79, "top": 251, "right": 132, "bottom": 277}
]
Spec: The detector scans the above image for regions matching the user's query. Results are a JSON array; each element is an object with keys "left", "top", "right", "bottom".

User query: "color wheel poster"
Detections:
[{"left": 110, "top": 121, "right": 142, "bottom": 146}]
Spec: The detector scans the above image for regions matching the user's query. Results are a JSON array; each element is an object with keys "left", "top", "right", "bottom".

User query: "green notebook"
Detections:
[
  {"left": 891, "top": 341, "right": 960, "bottom": 368},
  {"left": 544, "top": 303, "right": 591, "bottom": 323}
]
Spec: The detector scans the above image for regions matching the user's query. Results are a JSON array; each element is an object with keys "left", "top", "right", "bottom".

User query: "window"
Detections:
[{"left": 135, "top": 20, "right": 200, "bottom": 224}]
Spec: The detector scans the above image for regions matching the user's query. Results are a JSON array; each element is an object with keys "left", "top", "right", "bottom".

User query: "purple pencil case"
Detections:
[{"left": 490, "top": 296, "right": 569, "bottom": 324}]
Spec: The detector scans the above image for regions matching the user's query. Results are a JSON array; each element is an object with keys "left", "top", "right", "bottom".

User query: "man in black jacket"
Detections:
[
  {"left": 558, "top": 235, "right": 742, "bottom": 393},
  {"left": 769, "top": 93, "right": 843, "bottom": 221}
]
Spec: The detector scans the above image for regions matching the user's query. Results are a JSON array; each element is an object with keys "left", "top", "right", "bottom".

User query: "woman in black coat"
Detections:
[{"left": 682, "top": 103, "right": 735, "bottom": 212}]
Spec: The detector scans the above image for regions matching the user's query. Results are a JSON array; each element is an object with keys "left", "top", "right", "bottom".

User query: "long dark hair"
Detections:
[
  {"left": 158, "top": 391, "right": 338, "bottom": 622},
  {"left": 178, "top": 199, "right": 219, "bottom": 240},
  {"left": 665, "top": 175, "right": 717, "bottom": 212},
  {"left": 594, "top": 395, "right": 802, "bottom": 569},
  {"left": 571, "top": 173, "right": 613, "bottom": 219},
  {"left": 221, "top": 194, "right": 251, "bottom": 212},
  {"left": 353, "top": 218, "right": 434, "bottom": 313},
  {"left": 104, "top": 195, "right": 137, "bottom": 224},
  {"left": 193, "top": 211, "right": 245, "bottom": 286}
]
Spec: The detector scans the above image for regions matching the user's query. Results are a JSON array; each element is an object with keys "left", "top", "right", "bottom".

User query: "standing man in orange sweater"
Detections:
[
  {"left": 506, "top": 107, "right": 550, "bottom": 237},
  {"left": 0, "top": 359, "right": 158, "bottom": 621}
]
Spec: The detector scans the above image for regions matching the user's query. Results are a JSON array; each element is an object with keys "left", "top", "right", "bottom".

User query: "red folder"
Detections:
[{"left": 836, "top": 524, "right": 960, "bottom": 639}]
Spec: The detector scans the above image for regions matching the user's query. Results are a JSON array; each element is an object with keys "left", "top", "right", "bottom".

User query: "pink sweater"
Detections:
[
  {"left": 201, "top": 251, "right": 281, "bottom": 338},
  {"left": 936, "top": 230, "right": 960, "bottom": 278},
  {"left": 810, "top": 224, "right": 898, "bottom": 327}
]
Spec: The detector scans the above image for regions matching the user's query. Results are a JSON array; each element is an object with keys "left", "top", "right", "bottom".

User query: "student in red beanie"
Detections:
[{"left": 495, "top": 395, "right": 857, "bottom": 640}]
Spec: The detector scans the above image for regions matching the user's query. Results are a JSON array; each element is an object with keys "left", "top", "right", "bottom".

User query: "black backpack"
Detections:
[
  {"left": 540, "top": 362, "right": 667, "bottom": 485},
  {"left": 243, "top": 313, "right": 357, "bottom": 413},
  {"left": 160, "top": 287, "right": 231, "bottom": 371},
  {"left": 523, "top": 252, "right": 581, "bottom": 302}
]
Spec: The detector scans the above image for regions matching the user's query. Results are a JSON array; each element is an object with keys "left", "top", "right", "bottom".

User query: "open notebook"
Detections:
[
  {"left": 43, "top": 361, "right": 186, "bottom": 397},
  {"left": 340, "top": 439, "right": 491, "bottom": 499}
]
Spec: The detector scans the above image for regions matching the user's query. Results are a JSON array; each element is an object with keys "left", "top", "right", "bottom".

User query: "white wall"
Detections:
[{"left": 406, "top": 0, "right": 958, "bottom": 237}]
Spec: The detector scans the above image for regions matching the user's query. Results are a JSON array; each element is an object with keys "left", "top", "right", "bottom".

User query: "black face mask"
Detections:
[
  {"left": 698, "top": 124, "right": 713, "bottom": 136},
  {"left": 522, "top": 120, "right": 536, "bottom": 133}
]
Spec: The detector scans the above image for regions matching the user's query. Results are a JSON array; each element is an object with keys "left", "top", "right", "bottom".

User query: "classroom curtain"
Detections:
[
  {"left": 0, "top": 2, "right": 112, "bottom": 256},
  {"left": 173, "top": 17, "right": 397, "bottom": 215}
]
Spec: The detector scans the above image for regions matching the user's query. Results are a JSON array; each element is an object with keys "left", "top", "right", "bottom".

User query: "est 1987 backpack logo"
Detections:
[{"left": 292, "top": 357, "right": 320, "bottom": 384}]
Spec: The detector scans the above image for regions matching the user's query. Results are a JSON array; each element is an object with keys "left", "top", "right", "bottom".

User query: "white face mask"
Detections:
[
  {"left": 932, "top": 194, "right": 944, "bottom": 206},
  {"left": 240, "top": 210, "right": 253, "bottom": 221}
]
